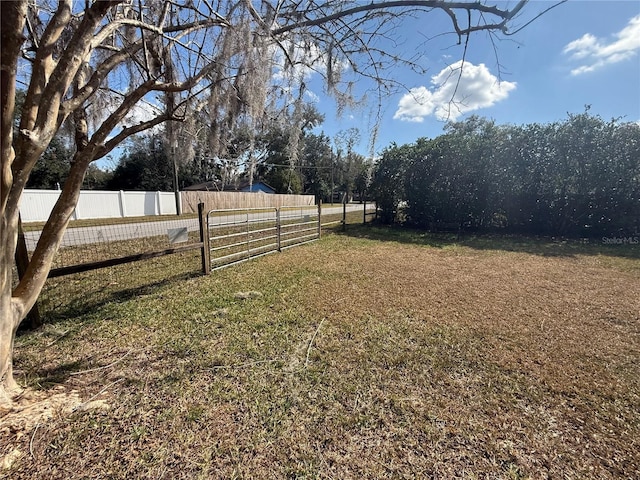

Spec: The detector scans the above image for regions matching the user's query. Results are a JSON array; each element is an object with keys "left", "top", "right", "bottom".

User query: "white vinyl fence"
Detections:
[{"left": 19, "top": 189, "right": 178, "bottom": 222}]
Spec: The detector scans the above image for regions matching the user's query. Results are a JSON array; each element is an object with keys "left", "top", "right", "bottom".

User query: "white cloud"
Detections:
[
  {"left": 304, "top": 90, "right": 320, "bottom": 103},
  {"left": 393, "top": 61, "right": 516, "bottom": 122},
  {"left": 564, "top": 14, "right": 640, "bottom": 75},
  {"left": 102, "top": 98, "right": 163, "bottom": 141},
  {"left": 272, "top": 42, "right": 322, "bottom": 83},
  {"left": 122, "top": 101, "right": 162, "bottom": 127}
]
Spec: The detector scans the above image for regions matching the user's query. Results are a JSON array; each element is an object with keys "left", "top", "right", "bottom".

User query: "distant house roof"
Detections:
[
  {"left": 184, "top": 180, "right": 276, "bottom": 194},
  {"left": 183, "top": 180, "right": 220, "bottom": 191},
  {"left": 238, "top": 181, "right": 275, "bottom": 193}
]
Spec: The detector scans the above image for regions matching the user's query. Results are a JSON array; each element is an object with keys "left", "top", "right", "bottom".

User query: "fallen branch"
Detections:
[
  {"left": 44, "top": 329, "right": 72, "bottom": 349},
  {"left": 29, "top": 422, "right": 39, "bottom": 458}
]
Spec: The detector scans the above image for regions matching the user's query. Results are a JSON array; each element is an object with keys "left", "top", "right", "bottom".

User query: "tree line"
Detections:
[
  {"left": 25, "top": 102, "right": 371, "bottom": 202},
  {"left": 371, "top": 112, "right": 640, "bottom": 238}
]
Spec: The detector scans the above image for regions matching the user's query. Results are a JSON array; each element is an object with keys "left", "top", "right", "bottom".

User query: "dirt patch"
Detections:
[
  {"left": 234, "top": 290, "right": 263, "bottom": 300},
  {"left": 1, "top": 387, "right": 110, "bottom": 473},
  {"left": 1, "top": 387, "right": 109, "bottom": 436}
]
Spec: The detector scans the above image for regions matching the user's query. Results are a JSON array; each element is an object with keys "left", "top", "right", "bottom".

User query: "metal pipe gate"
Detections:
[{"left": 206, "top": 205, "right": 320, "bottom": 270}]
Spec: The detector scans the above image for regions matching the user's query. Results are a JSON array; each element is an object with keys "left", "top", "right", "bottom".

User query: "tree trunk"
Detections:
[
  {"left": 0, "top": 297, "right": 23, "bottom": 408},
  {"left": 1, "top": 0, "right": 27, "bottom": 408},
  {"left": 1, "top": 151, "right": 92, "bottom": 407},
  {"left": 0, "top": 180, "right": 24, "bottom": 408}
]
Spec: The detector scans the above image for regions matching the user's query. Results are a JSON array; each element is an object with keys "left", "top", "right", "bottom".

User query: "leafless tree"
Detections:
[{"left": 1, "top": 0, "right": 552, "bottom": 407}]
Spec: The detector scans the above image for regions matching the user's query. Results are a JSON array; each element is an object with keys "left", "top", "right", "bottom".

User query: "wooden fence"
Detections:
[{"left": 181, "top": 191, "right": 314, "bottom": 214}]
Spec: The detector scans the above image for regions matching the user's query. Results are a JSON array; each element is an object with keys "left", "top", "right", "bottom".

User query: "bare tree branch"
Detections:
[
  {"left": 98, "top": 114, "right": 171, "bottom": 159},
  {"left": 61, "top": 42, "right": 145, "bottom": 116},
  {"left": 19, "top": 0, "right": 73, "bottom": 134},
  {"left": 505, "top": 0, "right": 568, "bottom": 36},
  {"left": 272, "top": 1, "right": 528, "bottom": 36}
]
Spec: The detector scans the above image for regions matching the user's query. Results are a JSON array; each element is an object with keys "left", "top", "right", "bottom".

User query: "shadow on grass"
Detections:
[
  {"left": 339, "top": 224, "right": 640, "bottom": 260},
  {"left": 28, "top": 270, "right": 203, "bottom": 330},
  {"left": 33, "top": 360, "right": 89, "bottom": 389}
]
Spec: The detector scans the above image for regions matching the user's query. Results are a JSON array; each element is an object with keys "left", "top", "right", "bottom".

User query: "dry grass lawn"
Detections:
[{"left": 2, "top": 227, "right": 639, "bottom": 479}]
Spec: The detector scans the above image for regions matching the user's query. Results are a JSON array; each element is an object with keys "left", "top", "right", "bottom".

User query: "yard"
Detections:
[{"left": 2, "top": 227, "right": 639, "bottom": 479}]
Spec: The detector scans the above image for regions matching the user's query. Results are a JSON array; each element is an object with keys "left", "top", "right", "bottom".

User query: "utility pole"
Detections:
[
  {"left": 172, "top": 139, "right": 182, "bottom": 215},
  {"left": 331, "top": 153, "right": 335, "bottom": 204}
]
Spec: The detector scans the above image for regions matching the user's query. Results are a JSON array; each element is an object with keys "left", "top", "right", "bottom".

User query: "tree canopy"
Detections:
[{"left": 108, "top": 135, "right": 173, "bottom": 191}]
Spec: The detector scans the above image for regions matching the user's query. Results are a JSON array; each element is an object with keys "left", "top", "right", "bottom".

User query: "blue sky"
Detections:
[
  {"left": 103, "top": 1, "right": 640, "bottom": 169},
  {"left": 308, "top": 1, "right": 640, "bottom": 155}
]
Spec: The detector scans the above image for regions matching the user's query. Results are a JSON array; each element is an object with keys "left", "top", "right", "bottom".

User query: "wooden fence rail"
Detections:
[{"left": 181, "top": 191, "right": 314, "bottom": 213}]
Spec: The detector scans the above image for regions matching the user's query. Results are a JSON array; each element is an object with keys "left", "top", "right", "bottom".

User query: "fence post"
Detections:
[
  {"left": 118, "top": 190, "right": 127, "bottom": 218},
  {"left": 246, "top": 211, "right": 251, "bottom": 259},
  {"left": 363, "top": 200, "right": 367, "bottom": 224},
  {"left": 342, "top": 199, "right": 346, "bottom": 231},
  {"left": 15, "top": 215, "right": 41, "bottom": 328},
  {"left": 198, "top": 203, "right": 211, "bottom": 274},
  {"left": 276, "top": 208, "right": 282, "bottom": 251},
  {"left": 317, "top": 201, "right": 322, "bottom": 239}
]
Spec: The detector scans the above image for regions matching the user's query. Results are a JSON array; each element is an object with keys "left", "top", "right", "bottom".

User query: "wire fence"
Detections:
[
  {"left": 16, "top": 202, "right": 376, "bottom": 326},
  {"left": 17, "top": 213, "right": 205, "bottom": 326},
  {"left": 36, "top": 247, "right": 202, "bottom": 326},
  {"left": 321, "top": 202, "right": 377, "bottom": 228},
  {"left": 21, "top": 214, "right": 202, "bottom": 272}
]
